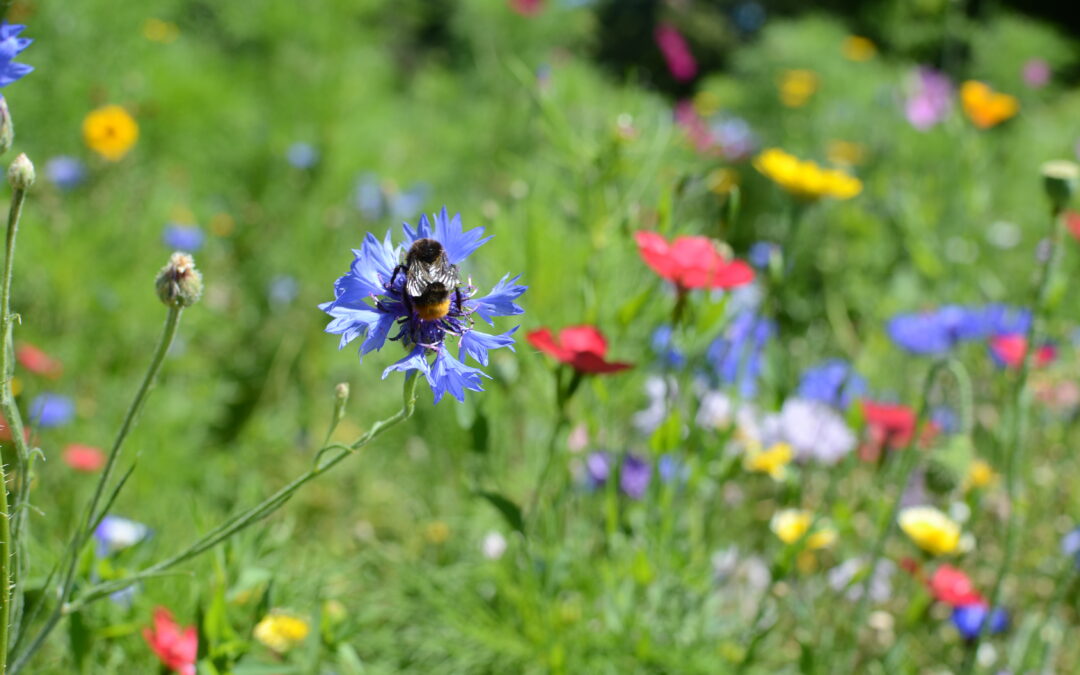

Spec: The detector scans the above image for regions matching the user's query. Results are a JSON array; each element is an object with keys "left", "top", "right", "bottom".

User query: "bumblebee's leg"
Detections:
[
  {"left": 389, "top": 264, "right": 406, "bottom": 290},
  {"left": 454, "top": 288, "right": 463, "bottom": 314}
]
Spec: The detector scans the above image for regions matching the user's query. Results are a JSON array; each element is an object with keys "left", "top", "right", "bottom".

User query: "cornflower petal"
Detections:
[
  {"left": 382, "top": 346, "right": 431, "bottom": 382},
  {"left": 431, "top": 350, "right": 489, "bottom": 403},
  {"left": 460, "top": 326, "right": 518, "bottom": 366},
  {"left": 433, "top": 207, "right": 492, "bottom": 264},
  {"left": 469, "top": 274, "right": 527, "bottom": 325}
]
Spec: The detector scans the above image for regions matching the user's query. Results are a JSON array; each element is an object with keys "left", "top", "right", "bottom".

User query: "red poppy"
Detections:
[
  {"left": 635, "top": 231, "right": 754, "bottom": 291},
  {"left": 16, "top": 343, "right": 62, "bottom": 378},
  {"left": 508, "top": 0, "right": 543, "bottom": 16},
  {"left": 527, "top": 326, "right": 632, "bottom": 374},
  {"left": 63, "top": 444, "right": 106, "bottom": 472},
  {"left": 989, "top": 335, "right": 1055, "bottom": 369},
  {"left": 859, "top": 401, "right": 938, "bottom": 461},
  {"left": 143, "top": 607, "right": 197, "bottom": 675},
  {"left": 1066, "top": 211, "right": 1080, "bottom": 241},
  {"left": 928, "top": 565, "right": 985, "bottom": 607}
]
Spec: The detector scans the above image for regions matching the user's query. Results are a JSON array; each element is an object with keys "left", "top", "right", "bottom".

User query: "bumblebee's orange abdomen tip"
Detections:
[{"left": 415, "top": 298, "right": 451, "bottom": 321}]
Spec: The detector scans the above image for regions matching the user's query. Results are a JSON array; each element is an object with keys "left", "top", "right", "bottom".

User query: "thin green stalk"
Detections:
[
  {"left": 963, "top": 208, "right": 1066, "bottom": 672},
  {"left": 10, "top": 373, "right": 419, "bottom": 673},
  {"left": 0, "top": 184, "right": 27, "bottom": 674},
  {"left": 525, "top": 366, "right": 574, "bottom": 535}
]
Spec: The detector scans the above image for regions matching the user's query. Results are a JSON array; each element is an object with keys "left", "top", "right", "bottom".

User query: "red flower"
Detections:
[
  {"left": 0, "top": 414, "right": 29, "bottom": 443},
  {"left": 1066, "top": 211, "right": 1080, "bottom": 241},
  {"left": 63, "top": 444, "right": 106, "bottom": 472},
  {"left": 989, "top": 335, "right": 1055, "bottom": 369},
  {"left": 654, "top": 23, "right": 697, "bottom": 82},
  {"left": 859, "top": 401, "right": 938, "bottom": 461},
  {"left": 143, "top": 607, "right": 197, "bottom": 675},
  {"left": 508, "top": 0, "right": 543, "bottom": 16},
  {"left": 16, "top": 343, "right": 62, "bottom": 378},
  {"left": 635, "top": 231, "right": 754, "bottom": 291},
  {"left": 527, "top": 326, "right": 632, "bottom": 374},
  {"left": 928, "top": 565, "right": 985, "bottom": 607}
]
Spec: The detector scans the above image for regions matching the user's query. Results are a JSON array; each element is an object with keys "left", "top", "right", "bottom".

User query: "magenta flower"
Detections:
[
  {"left": 654, "top": 23, "right": 697, "bottom": 82},
  {"left": 905, "top": 67, "right": 952, "bottom": 131},
  {"left": 1022, "top": 58, "right": 1050, "bottom": 89}
]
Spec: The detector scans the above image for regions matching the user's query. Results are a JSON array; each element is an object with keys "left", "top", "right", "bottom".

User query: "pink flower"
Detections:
[
  {"left": 528, "top": 326, "right": 632, "bottom": 374},
  {"left": 16, "top": 343, "right": 63, "bottom": 378},
  {"left": 929, "top": 565, "right": 985, "bottom": 607},
  {"left": 905, "top": 67, "right": 952, "bottom": 131},
  {"left": 635, "top": 231, "right": 754, "bottom": 291},
  {"left": 143, "top": 607, "right": 197, "bottom": 675},
  {"left": 62, "top": 444, "right": 106, "bottom": 472},
  {"left": 509, "top": 0, "right": 543, "bottom": 16},
  {"left": 654, "top": 23, "right": 697, "bottom": 82},
  {"left": 1022, "top": 58, "right": 1050, "bottom": 89}
]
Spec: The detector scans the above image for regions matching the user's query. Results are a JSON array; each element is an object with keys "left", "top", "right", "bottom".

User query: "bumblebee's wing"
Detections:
[
  {"left": 405, "top": 264, "right": 428, "bottom": 297},
  {"left": 429, "top": 262, "right": 459, "bottom": 289}
]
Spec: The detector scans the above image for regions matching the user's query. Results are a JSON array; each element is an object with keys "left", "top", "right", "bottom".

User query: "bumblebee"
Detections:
[{"left": 390, "top": 238, "right": 461, "bottom": 321}]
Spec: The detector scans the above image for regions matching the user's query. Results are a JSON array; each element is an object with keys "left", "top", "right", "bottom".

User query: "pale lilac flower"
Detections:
[
  {"left": 905, "top": 67, "right": 952, "bottom": 131},
  {"left": 777, "top": 398, "right": 856, "bottom": 464},
  {"left": 1022, "top": 58, "right": 1050, "bottom": 89}
]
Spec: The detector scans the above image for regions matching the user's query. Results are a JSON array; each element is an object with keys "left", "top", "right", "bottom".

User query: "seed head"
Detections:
[{"left": 155, "top": 252, "right": 203, "bottom": 308}]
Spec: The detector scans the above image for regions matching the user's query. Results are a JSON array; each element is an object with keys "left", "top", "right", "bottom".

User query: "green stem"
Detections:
[
  {"left": 963, "top": 208, "right": 1065, "bottom": 672},
  {"left": 0, "top": 186, "right": 26, "bottom": 673}
]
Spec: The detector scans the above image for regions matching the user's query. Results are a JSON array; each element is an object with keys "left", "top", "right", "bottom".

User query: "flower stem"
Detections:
[
  {"left": 526, "top": 366, "right": 572, "bottom": 536},
  {"left": 0, "top": 185, "right": 27, "bottom": 674}
]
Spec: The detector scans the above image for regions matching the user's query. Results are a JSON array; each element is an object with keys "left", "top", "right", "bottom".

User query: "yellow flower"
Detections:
[
  {"left": 754, "top": 148, "right": 862, "bottom": 201},
  {"left": 82, "top": 105, "right": 139, "bottom": 161},
  {"left": 842, "top": 36, "right": 876, "bottom": 62},
  {"left": 826, "top": 140, "right": 866, "bottom": 167},
  {"left": 253, "top": 612, "right": 310, "bottom": 653},
  {"left": 142, "top": 18, "right": 179, "bottom": 44},
  {"left": 778, "top": 69, "right": 818, "bottom": 108},
  {"left": 960, "top": 81, "right": 1018, "bottom": 129},
  {"left": 425, "top": 520, "right": 450, "bottom": 544},
  {"left": 966, "top": 459, "right": 996, "bottom": 490},
  {"left": 744, "top": 442, "right": 793, "bottom": 480},
  {"left": 770, "top": 509, "right": 836, "bottom": 549},
  {"left": 898, "top": 506, "right": 961, "bottom": 556},
  {"left": 705, "top": 168, "right": 739, "bottom": 196}
]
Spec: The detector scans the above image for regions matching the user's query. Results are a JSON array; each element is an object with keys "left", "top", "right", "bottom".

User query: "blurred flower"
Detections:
[
  {"left": 754, "top": 148, "right": 861, "bottom": 201},
  {"left": 960, "top": 81, "right": 1018, "bottom": 129},
  {"left": 828, "top": 558, "right": 895, "bottom": 602},
  {"left": 620, "top": 454, "right": 651, "bottom": 499},
  {"left": 584, "top": 451, "right": 612, "bottom": 489},
  {"left": 654, "top": 23, "right": 697, "bottom": 82},
  {"left": 320, "top": 209, "right": 525, "bottom": 403},
  {"left": 797, "top": 359, "right": 866, "bottom": 409},
  {"left": 83, "top": 105, "right": 139, "bottom": 161},
  {"left": 162, "top": 224, "right": 204, "bottom": 252},
  {"left": 286, "top": 142, "right": 319, "bottom": 169},
  {"left": 1067, "top": 211, "right": 1080, "bottom": 241},
  {"left": 16, "top": 342, "right": 62, "bottom": 378},
  {"left": 842, "top": 36, "right": 876, "bottom": 61},
  {"left": 29, "top": 393, "right": 74, "bottom": 428},
  {"left": 635, "top": 231, "right": 754, "bottom": 291},
  {"left": 509, "top": 0, "right": 543, "bottom": 16},
  {"left": 826, "top": 140, "right": 866, "bottom": 167},
  {"left": 650, "top": 325, "right": 684, "bottom": 369},
  {"left": 777, "top": 398, "right": 857, "bottom": 464},
  {"left": 44, "top": 156, "right": 86, "bottom": 190},
  {"left": 529, "top": 325, "right": 630, "bottom": 374},
  {"left": 424, "top": 520, "right": 450, "bottom": 544},
  {"left": 0, "top": 22, "right": 32, "bottom": 88},
  {"left": 268, "top": 275, "right": 299, "bottom": 306},
  {"left": 696, "top": 389, "right": 734, "bottom": 430},
  {"left": 966, "top": 459, "right": 995, "bottom": 490},
  {"left": 898, "top": 506, "right": 961, "bottom": 556},
  {"left": 143, "top": 607, "right": 197, "bottom": 675},
  {"left": 747, "top": 241, "right": 778, "bottom": 270},
  {"left": 861, "top": 401, "right": 936, "bottom": 456},
  {"left": 777, "top": 69, "right": 818, "bottom": 108},
  {"left": 988, "top": 335, "right": 1055, "bottom": 369},
  {"left": 709, "top": 118, "right": 756, "bottom": 160},
  {"left": 770, "top": 509, "right": 835, "bottom": 549},
  {"left": 95, "top": 515, "right": 150, "bottom": 556},
  {"left": 254, "top": 611, "right": 310, "bottom": 653},
  {"left": 707, "top": 311, "right": 773, "bottom": 398},
  {"left": 634, "top": 376, "right": 675, "bottom": 433},
  {"left": 952, "top": 604, "right": 1008, "bottom": 640},
  {"left": 886, "top": 305, "right": 1030, "bottom": 356},
  {"left": 62, "top": 444, "right": 105, "bottom": 472},
  {"left": 353, "top": 174, "right": 429, "bottom": 221},
  {"left": 143, "top": 18, "right": 179, "bottom": 43},
  {"left": 929, "top": 564, "right": 984, "bottom": 606},
  {"left": 744, "top": 441, "right": 792, "bottom": 480},
  {"left": 905, "top": 67, "right": 952, "bottom": 130},
  {"left": 1022, "top": 58, "right": 1050, "bottom": 88},
  {"left": 658, "top": 454, "right": 682, "bottom": 483},
  {"left": 481, "top": 531, "right": 507, "bottom": 560},
  {"left": 1061, "top": 527, "right": 1080, "bottom": 567},
  {"left": 731, "top": 2, "right": 766, "bottom": 35}
]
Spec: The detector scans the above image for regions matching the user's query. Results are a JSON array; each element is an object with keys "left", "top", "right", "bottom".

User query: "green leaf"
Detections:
[
  {"left": 68, "top": 609, "right": 91, "bottom": 674},
  {"left": 476, "top": 491, "right": 524, "bottom": 533},
  {"left": 471, "top": 411, "right": 489, "bottom": 455},
  {"left": 616, "top": 285, "right": 653, "bottom": 327},
  {"left": 649, "top": 411, "right": 682, "bottom": 454}
]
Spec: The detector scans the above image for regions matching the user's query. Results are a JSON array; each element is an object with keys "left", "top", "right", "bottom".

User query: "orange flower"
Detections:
[{"left": 960, "top": 81, "right": 1018, "bottom": 129}]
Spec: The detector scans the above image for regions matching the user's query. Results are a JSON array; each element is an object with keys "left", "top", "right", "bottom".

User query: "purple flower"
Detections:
[
  {"left": 1022, "top": 59, "right": 1050, "bottom": 89},
  {"left": 707, "top": 312, "right": 774, "bottom": 397},
  {"left": 585, "top": 451, "right": 612, "bottom": 489},
  {"left": 44, "top": 156, "right": 86, "bottom": 190},
  {"left": 29, "top": 393, "right": 74, "bottom": 428},
  {"left": 320, "top": 208, "right": 526, "bottom": 403},
  {"left": 654, "top": 23, "right": 697, "bottom": 82},
  {"left": 905, "top": 67, "right": 952, "bottom": 131},
  {"left": 952, "top": 604, "right": 1008, "bottom": 640},
  {"left": 162, "top": 224, "right": 204, "bottom": 252},
  {"left": 620, "top": 454, "right": 651, "bottom": 499},
  {"left": 709, "top": 116, "right": 756, "bottom": 160},
  {"left": 0, "top": 22, "right": 32, "bottom": 89},
  {"left": 1062, "top": 527, "right": 1080, "bottom": 568},
  {"left": 286, "top": 142, "right": 319, "bottom": 169}
]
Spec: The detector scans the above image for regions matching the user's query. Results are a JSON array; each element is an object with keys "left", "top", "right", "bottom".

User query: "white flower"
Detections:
[
  {"left": 481, "top": 531, "right": 507, "bottom": 560},
  {"left": 777, "top": 398, "right": 856, "bottom": 464}
]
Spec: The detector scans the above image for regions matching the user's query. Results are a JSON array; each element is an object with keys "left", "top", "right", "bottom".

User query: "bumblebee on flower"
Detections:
[{"left": 321, "top": 207, "right": 526, "bottom": 403}]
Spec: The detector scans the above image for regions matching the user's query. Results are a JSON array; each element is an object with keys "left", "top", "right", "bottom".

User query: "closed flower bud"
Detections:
[
  {"left": 7, "top": 152, "right": 34, "bottom": 191},
  {"left": 0, "top": 97, "right": 12, "bottom": 157},
  {"left": 1041, "top": 160, "right": 1079, "bottom": 213},
  {"left": 155, "top": 252, "right": 203, "bottom": 308}
]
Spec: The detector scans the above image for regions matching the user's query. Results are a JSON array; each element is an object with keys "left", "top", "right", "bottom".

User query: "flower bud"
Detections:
[
  {"left": 155, "top": 252, "right": 203, "bottom": 308},
  {"left": 1041, "top": 160, "right": 1079, "bottom": 213},
  {"left": 334, "top": 382, "right": 350, "bottom": 401},
  {"left": 0, "top": 97, "right": 13, "bottom": 157},
  {"left": 7, "top": 153, "right": 34, "bottom": 192}
]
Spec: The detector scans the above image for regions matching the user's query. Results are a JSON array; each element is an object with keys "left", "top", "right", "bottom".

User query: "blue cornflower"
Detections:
[
  {"left": 44, "top": 156, "right": 86, "bottom": 190},
  {"left": 747, "top": 241, "right": 778, "bottom": 270},
  {"left": 0, "top": 22, "right": 32, "bottom": 89},
  {"left": 353, "top": 174, "right": 429, "bottom": 222},
  {"left": 320, "top": 208, "right": 526, "bottom": 403},
  {"left": 1061, "top": 527, "right": 1080, "bottom": 568},
  {"left": 650, "top": 325, "right": 684, "bottom": 368},
  {"left": 707, "top": 311, "right": 774, "bottom": 398},
  {"left": 797, "top": 359, "right": 866, "bottom": 409},
  {"left": 951, "top": 604, "right": 1008, "bottom": 640},
  {"left": 286, "top": 142, "right": 319, "bottom": 169},
  {"left": 162, "top": 223, "right": 204, "bottom": 252},
  {"left": 887, "top": 304, "right": 1031, "bottom": 355},
  {"left": 29, "top": 393, "right": 74, "bottom": 428},
  {"left": 94, "top": 515, "right": 150, "bottom": 557}
]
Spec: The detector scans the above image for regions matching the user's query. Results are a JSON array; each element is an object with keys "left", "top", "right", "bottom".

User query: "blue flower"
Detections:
[
  {"left": 951, "top": 604, "right": 1008, "bottom": 640},
  {"left": 162, "top": 223, "right": 204, "bottom": 252},
  {"left": 887, "top": 304, "right": 1031, "bottom": 355},
  {"left": 94, "top": 515, "right": 150, "bottom": 557},
  {"left": 286, "top": 142, "right": 319, "bottom": 169},
  {"left": 320, "top": 208, "right": 526, "bottom": 403},
  {"left": 797, "top": 359, "right": 866, "bottom": 409},
  {"left": 353, "top": 174, "right": 429, "bottom": 221},
  {"left": 268, "top": 275, "right": 299, "bottom": 306},
  {"left": 707, "top": 311, "right": 774, "bottom": 397},
  {"left": 584, "top": 451, "right": 612, "bottom": 489},
  {"left": 650, "top": 325, "right": 684, "bottom": 368},
  {"left": 44, "top": 156, "right": 86, "bottom": 190},
  {"left": 0, "top": 22, "right": 32, "bottom": 89},
  {"left": 620, "top": 454, "right": 652, "bottom": 499},
  {"left": 747, "top": 241, "right": 778, "bottom": 270},
  {"left": 1061, "top": 527, "right": 1080, "bottom": 568},
  {"left": 29, "top": 393, "right": 74, "bottom": 428}
]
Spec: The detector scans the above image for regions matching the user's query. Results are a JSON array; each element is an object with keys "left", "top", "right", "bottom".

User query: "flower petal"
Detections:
[
  {"left": 468, "top": 274, "right": 526, "bottom": 325},
  {"left": 381, "top": 346, "right": 431, "bottom": 382},
  {"left": 430, "top": 350, "right": 489, "bottom": 403},
  {"left": 460, "top": 326, "right": 518, "bottom": 366},
  {"left": 433, "top": 207, "right": 492, "bottom": 264}
]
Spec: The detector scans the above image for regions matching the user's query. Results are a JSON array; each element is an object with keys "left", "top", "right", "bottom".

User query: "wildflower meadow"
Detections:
[{"left": 2, "top": 0, "right": 1080, "bottom": 673}]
